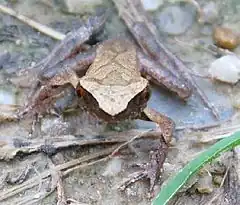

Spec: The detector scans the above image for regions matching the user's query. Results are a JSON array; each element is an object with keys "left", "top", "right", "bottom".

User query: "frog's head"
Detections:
[{"left": 78, "top": 76, "right": 148, "bottom": 116}]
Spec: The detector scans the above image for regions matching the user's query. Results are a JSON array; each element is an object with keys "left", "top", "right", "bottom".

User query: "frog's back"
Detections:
[
  {"left": 79, "top": 38, "right": 148, "bottom": 116},
  {"left": 84, "top": 38, "right": 141, "bottom": 85}
]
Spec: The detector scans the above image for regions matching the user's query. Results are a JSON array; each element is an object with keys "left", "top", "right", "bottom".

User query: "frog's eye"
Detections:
[{"left": 76, "top": 86, "right": 85, "bottom": 97}]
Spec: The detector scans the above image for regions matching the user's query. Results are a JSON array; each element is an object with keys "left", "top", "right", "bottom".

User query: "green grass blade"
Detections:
[{"left": 152, "top": 131, "right": 240, "bottom": 205}]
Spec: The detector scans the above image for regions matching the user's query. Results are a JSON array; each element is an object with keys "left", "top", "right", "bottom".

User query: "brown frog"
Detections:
[{"left": 19, "top": 14, "right": 192, "bottom": 192}]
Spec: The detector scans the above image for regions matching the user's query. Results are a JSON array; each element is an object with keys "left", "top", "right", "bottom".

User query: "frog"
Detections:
[{"left": 19, "top": 13, "right": 192, "bottom": 193}]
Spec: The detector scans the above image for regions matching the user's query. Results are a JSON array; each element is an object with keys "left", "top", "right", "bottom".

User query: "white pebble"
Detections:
[
  {"left": 209, "top": 55, "right": 240, "bottom": 84},
  {"left": 141, "top": 0, "right": 163, "bottom": 11},
  {"left": 0, "top": 89, "right": 16, "bottom": 105},
  {"left": 102, "top": 157, "right": 123, "bottom": 176}
]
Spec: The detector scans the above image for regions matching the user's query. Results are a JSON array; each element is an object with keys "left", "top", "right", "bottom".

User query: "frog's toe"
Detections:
[{"left": 119, "top": 150, "right": 165, "bottom": 194}]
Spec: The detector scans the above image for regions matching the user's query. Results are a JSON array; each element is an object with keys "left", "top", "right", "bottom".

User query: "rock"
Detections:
[
  {"left": 213, "top": 26, "right": 239, "bottom": 50},
  {"left": 196, "top": 171, "right": 213, "bottom": 194},
  {"left": 209, "top": 55, "right": 240, "bottom": 84},
  {"left": 199, "top": 2, "right": 219, "bottom": 24},
  {"left": 141, "top": 0, "right": 163, "bottom": 11},
  {"left": 154, "top": 3, "right": 196, "bottom": 35}
]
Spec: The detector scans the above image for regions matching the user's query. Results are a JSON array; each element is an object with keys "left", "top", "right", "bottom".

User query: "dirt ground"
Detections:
[{"left": 0, "top": 0, "right": 240, "bottom": 205}]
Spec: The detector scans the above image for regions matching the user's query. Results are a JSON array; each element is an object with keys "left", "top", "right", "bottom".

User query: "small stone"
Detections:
[
  {"left": 213, "top": 175, "right": 223, "bottom": 186},
  {"left": 199, "top": 2, "right": 219, "bottom": 24},
  {"left": 196, "top": 172, "right": 213, "bottom": 194},
  {"left": 102, "top": 157, "right": 123, "bottom": 176},
  {"left": 213, "top": 26, "right": 239, "bottom": 50},
  {"left": 155, "top": 3, "right": 196, "bottom": 35},
  {"left": 141, "top": 0, "right": 163, "bottom": 11},
  {"left": 0, "top": 88, "right": 16, "bottom": 105},
  {"left": 209, "top": 55, "right": 240, "bottom": 84},
  {"left": 15, "top": 39, "right": 21, "bottom": 45}
]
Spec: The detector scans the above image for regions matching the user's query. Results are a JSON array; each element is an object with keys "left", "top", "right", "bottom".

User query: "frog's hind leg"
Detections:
[
  {"left": 142, "top": 107, "right": 175, "bottom": 143},
  {"left": 119, "top": 107, "right": 175, "bottom": 193}
]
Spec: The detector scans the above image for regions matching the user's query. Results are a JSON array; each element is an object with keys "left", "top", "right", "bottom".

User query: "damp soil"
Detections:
[{"left": 0, "top": 0, "right": 239, "bottom": 205}]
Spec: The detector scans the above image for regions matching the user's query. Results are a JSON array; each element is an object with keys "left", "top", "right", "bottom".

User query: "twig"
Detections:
[
  {"left": 176, "top": 120, "right": 225, "bottom": 131},
  {"left": 0, "top": 121, "right": 225, "bottom": 160},
  {"left": 199, "top": 124, "right": 240, "bottom": 143},
  {"left": 10, "top": 178, "right": 54, "bottom": 205},
  {"left": 6, "top": 164, "right": 31, "bottom": 185},
  {"left": 0, "top": 146, "right": 117, "bottom": 202},
  {"left": 47, "top": 157, "right": 67, "bottom": 205},
  {"left": 0, "top": 134, "right": 125, "bottom": 160},
  {"left": 32, "top": 166, "right": 43, "bottom": 193},
  {"left": 0, "top": 130, "right": 160, "bottom": 160},
  {"left": 174, "top": 37, "right": 238, "bottom": 57},
  {"left": 0, "top": 4, "right": 65, "bottom": 40},
  {"left": 109, "top": 129, "right": 153, "bottom": 157},
  {"left": 62, "top": 156, "right": 108, "bottom": 176},
  {"left": 0, "top": 129, "right": 162, "bottom": 202}
]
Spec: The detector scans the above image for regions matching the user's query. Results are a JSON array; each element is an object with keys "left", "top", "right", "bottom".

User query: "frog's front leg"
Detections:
[
  {"left": 120, "top": 107, "right": 174, "bottom": 193},
  {"left": 23, "top": 49, "right": 96, "bottom": 114},
  {"left": 138, "top": 52, "right": 192, "bottom": 100}
]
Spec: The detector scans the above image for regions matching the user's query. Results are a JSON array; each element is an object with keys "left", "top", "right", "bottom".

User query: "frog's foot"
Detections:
[
  {"left": 119, "top": 137, "right": 168, "bottom": 193},
  {"left": 142, "top": 107, "right": 175, "bottom": 144}
]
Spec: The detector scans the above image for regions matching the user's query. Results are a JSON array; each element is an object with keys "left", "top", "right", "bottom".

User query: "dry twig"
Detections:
[
  {"left": 47, "top": 157, "right": 67, "bottom": 205},
  {"left": 0, "top": 128, "right": 164, "bottom": 202},
  {"left": 0, "top": 146, "right": 117, "bottom": 202},
  {"left": 0, "top": 129, "right": 161, "bottom": 160},
  {"left": 0, "top": 4, "right": 65, "bottom": 40}
]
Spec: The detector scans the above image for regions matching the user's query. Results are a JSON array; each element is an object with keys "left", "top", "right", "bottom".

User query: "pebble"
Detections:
[
  {"left": 196, "top": 171, "right": 213, "bottom": 194},
  {"left": 213, "top": 26, "right": 239, "bottom": 50},
  {"left": 154, "top": 3, "right": 196, "bottom": 35},
  {"left": 0, "top": 88, "right": 16, "bottom": 105},
  {"left": 213, "top": 175, "right": 223, "bottom": 186},
  {"left": 102, "top": 157, "right": 123, "bottom": 176},
  {"left": 209, "top": 55, "right": 240, "bottom": 84},
  {"left": 141, "top": 0, "right": 163, "bottom": 11}
]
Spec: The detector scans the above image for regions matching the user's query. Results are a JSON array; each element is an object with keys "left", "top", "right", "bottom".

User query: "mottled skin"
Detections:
[{"left": 20, "top": 14, "right": 191, "bottom": 193}]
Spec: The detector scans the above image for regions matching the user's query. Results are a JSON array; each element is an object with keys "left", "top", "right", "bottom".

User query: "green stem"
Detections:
[{"left": 152, "top": 131, "right": 240, "bottom": 205}]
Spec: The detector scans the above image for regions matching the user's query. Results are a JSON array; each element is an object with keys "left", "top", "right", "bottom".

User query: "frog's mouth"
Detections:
[{"left": 78, "top": 77, "right": 149, "bottom": 116}]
